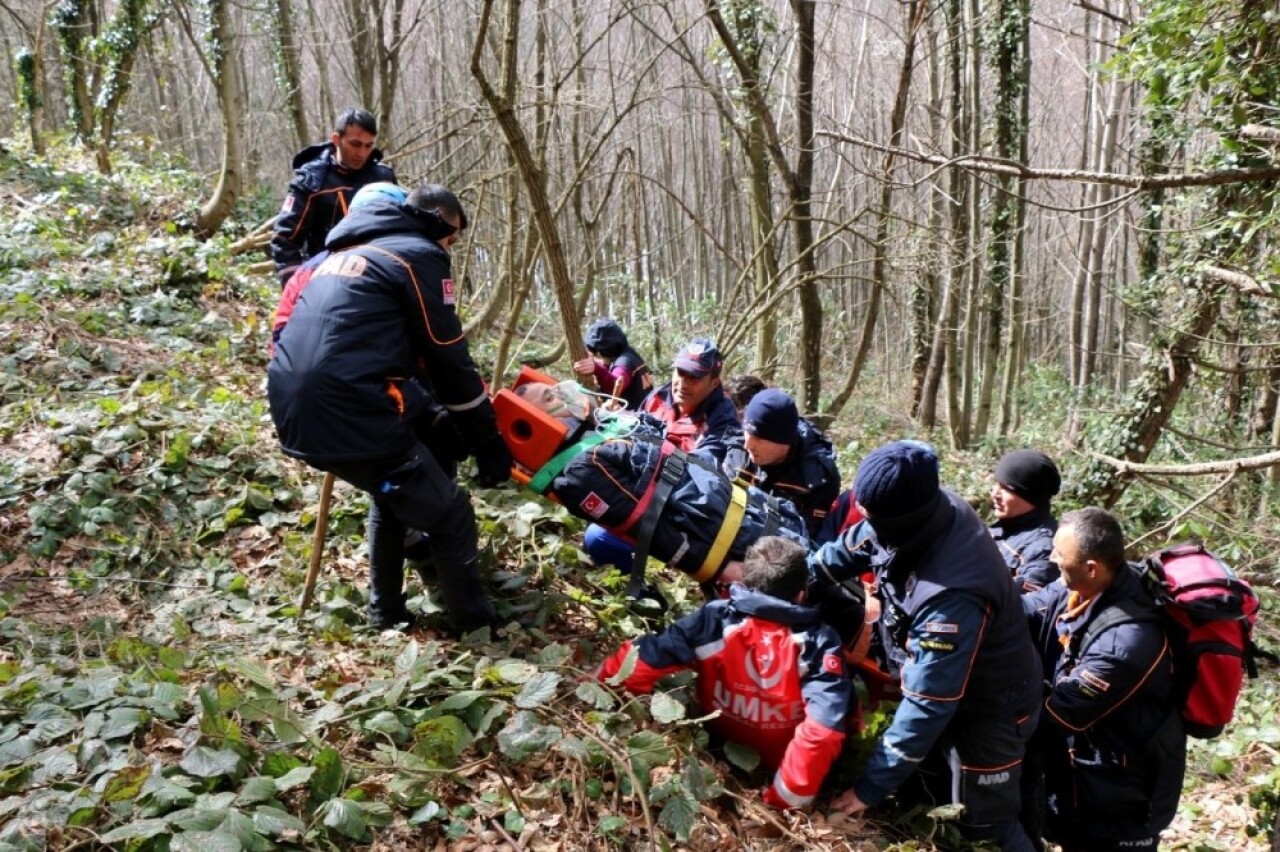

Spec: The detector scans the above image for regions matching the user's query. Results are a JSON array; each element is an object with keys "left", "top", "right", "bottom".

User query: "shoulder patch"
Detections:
[
  {"left": 442, "top": 278, "right": 457, "bottom": 306},
  {"left": 1078, "top": 668, "right": 1111, "bottom": 693},
  {"left": 919, "top": 638, "right": 956, "bottom": 653},
  {"left": 922, "top": 621, "right": 959, "bottom": 634},
  {"left": 822, "top": 654, "right": 844, "bottom": 676},
  {"left": 281, "top": 194, "right": 295, "bottom": 213}
]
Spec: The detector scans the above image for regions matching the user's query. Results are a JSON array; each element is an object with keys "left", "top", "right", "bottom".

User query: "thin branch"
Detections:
[
  {"left": 1127, "top": 470, "right": 1239, "bottom": 550},
  {"left": 816, "top": 131, "right": 1280, "bottom": 190},
  {"left": 1089, "top": 449, "right": 1280, "bottom": 476},
  {"left": 1202, "top": 265, "right": 1275, "bottom": 297}
]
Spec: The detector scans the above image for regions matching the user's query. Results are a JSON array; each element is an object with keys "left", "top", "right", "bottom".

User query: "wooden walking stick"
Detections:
[{"left": 297, "top": 472, "right": 336, "bottom": 620}]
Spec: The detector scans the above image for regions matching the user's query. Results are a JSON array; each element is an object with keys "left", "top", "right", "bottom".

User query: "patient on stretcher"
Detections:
[{"left": 495, "top": 372, "right": 808, "bottom": 589}]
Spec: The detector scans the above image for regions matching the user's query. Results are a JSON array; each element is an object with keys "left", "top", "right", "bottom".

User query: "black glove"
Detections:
[
  {"left": 473, "top": 432, "right": 513, "bottom": 488},
  {"left": 415, "top": 409, "right": 470, "bottom": 466}
]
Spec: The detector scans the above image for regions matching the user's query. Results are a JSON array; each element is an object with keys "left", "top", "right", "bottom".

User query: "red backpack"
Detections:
[{"left": 1083, "top": 543, "right": 1273, "bottom": 739}]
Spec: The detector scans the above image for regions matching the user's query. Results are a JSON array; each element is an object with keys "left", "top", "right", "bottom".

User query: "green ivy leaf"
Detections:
[
  {"left": 252, "top": 804, "right": 306, "bottom": 837},
  {"left": 514, "top": 672, "right": 561, "bottom": 709},
  {"left": 309, "top": 747, "right": 345, "bottom": 802},
  {"left": 649, "top": 693, "right": 686, "bottom": 724},
  {"left": 219, "top": 808, "right": 273, "bottom": 852},
  {"left": 229, "top": 659, "right": 275, "bottom": 690},
  {"left": 320, "top": 798, "right": 367, "bottom": 840},
  {"left": 574, "top": 682, "right": 615, "bottom": 710},
  {"left": 496, "top": 711, "right": 562, "bottom": 761},
  {"left": 272, "top": 765, "right": 314, "bottom": 792},
  {"left": 364, "top": 710, "right": 407, "bottom": 740},
  {"left": 412, "top": 715, "right": 473, "bottom": 765},
  {"left": 408, "top": 801, "right": 445, "bottom": 825},
  {"left": 102, "top": 763, "right": 152, "bottom": 802},
  {"left": 170, "top": 829, "right": 243, "bottom": 852},
  {"left": 235, "top": 776, "right": 278, "bottom": 806},
  {"left": 438, "top": 690, "right": 485, "bottom": 711},
  {"left": 658, "top": 790, "right": 698, "bottom": 842},
  {"left": 180, "top": 746, "right": 244, "bottom": 779},
  {"left": 98, "top": 817, "right": 172, "bottom": 843},
  {"left": 101, "top": 706, "right": 150, "bottom": 740},
  {"left": 723, "top": 741, "right": 761, "bottom": 772}
]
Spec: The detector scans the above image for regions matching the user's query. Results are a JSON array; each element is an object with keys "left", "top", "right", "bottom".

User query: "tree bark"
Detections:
[
  {"left": 273, "top": 0, "right": 308, "bottom": 150},
  {"left": 471, "top": 0, "right": 587, "bottom": 364},
  {"left": 195, "top": 0, "right": 243, "bottom": 238},
  {"left": 825, "top": 0, "right": 925, "bottom": 420}
]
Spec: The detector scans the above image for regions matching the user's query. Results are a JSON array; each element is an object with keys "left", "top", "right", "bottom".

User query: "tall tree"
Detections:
[{"left": 194, "top": 0, "right": 243, "bottom": 237}]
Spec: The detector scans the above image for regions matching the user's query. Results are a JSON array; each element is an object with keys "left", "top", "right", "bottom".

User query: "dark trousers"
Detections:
[
  {"left": 327, "top": 443, "right": 494, "bottom": 628},
  {"left": 910, "top": 704, "right": 1040, "bottom": 852}
]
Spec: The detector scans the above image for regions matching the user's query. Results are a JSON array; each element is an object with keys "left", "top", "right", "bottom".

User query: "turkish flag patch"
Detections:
[
  {"left": 281, "top": 194, "right": 295, "bottom": 213},
  {"left": 580, "top": 492, "right": 609, "bottom": 519},
  {"left": 442, "top": 278, "right": 457, "bottom": 306},
  {"left": 822, "top": 654, "right": 844, "bottom": 676}
]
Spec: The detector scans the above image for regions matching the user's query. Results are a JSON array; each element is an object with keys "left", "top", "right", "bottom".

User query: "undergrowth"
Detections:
[{"left": 0, "top": 139, "right": 1275, "bottom": 851}]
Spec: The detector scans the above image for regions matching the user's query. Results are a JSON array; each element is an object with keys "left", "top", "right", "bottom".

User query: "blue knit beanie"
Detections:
[
  {"left": 743, "top": 388, "right": 799, "bottom": 444},
  {"left": 853, "top": 440, "right": 940, "bottom": 519}
]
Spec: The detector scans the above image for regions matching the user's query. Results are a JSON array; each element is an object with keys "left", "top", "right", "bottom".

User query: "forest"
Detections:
[{"left": 1, "top": 0, "right": 1278, "bottom": 849}]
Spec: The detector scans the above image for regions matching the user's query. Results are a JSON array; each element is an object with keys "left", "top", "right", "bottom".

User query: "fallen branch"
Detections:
[
  {"left": 1089, "top": 449, "right": 1280, "bottom": 476},
  {"left": 1202, "top": 264, "right": 1275, "bottom": 297},
  {"left": 1127, "top": 469, "right": 1239, "bottom": 550},
  {"left": 817, "top": 131, "right": 1280, "bottom": 190}
]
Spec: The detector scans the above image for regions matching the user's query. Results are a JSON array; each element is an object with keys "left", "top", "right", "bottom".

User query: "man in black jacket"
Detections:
[
  {"left": 268, "top": 183, "right": 512, "bottom": 632},
  {"left": 270, "top": 107, "right": 398, "bottom": 287},
  {"left": 821, "top": 441, "right": 1042, "bottom": 851},
  {"left": 1022, "top": 508, "right": 1185, "bottom": 852},
  {"left": 724, "top": 388, "right": 840, "bottom": 539},
  {"left": 989, "top": 449, "right": 1061, "bottom": 593}
]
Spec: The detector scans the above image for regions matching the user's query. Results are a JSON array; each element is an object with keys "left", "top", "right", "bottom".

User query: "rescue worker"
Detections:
[
  {"left": 571, "top": 318, "right": 652, "bottom": 410},
  {"left": 268, "top": 182, "right": 512, "bottom": 632},
  {"left": 989, "top": 449, "right": 1062, "bottom": 593},
  {"left": 1022, "top": 508, "right": 1185, "bottom": 852},
  {"left": 724, "top": 388, "right": 840, "bottom": 539},
  {"left": 269, "top": 107, "right": 398, "bottom": 287},
  {"left": 597, "top": 536, "right": 855, "bottom": 810},
  {"left": 586, "top": 337, "right": 741, "bottom": 581},
  {"left": 639, "top": 337, "right": 741, "bottom": 464},
  {"left": 818, "top": 441, "right": 1042, "bottom": 851},
  {"left": 723, "top": 373, "right": 767, "bottom": 420}
]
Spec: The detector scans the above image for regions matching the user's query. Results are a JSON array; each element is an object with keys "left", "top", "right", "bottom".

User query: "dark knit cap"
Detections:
[
  {"left": 743, "top": 388, "right": 799, "bottom": 445},
  {"left": 853, "top": 440, "right": 940, "bottom": 519},
  {"left": 994, "top": 449, "right": 1061, "bottom": 507},
  {"left": 673, "top": 337, "right": 722, "bottom": 378}
]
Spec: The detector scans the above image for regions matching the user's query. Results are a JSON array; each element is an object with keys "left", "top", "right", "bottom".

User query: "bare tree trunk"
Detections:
[
  {"left": 273, "top": 0, "right": 308, "bottom": 150},
  {"left": 1076, "top": 278, "right": 1226, "bottom": 508},
  {"left": 309, "top": 1, "right": 334, "bottom": 128},
  {"left": 195, "top": 0, "right": 243, "bottom": 238},
  {"left": 471, "top": 0, "right": 587, "bottom": 364},
  {"left": 343, "top": 0, "right": 377, "bottom": 113},
  {"left": 825, "top": 0, "right": 926, "bottom": 420}
]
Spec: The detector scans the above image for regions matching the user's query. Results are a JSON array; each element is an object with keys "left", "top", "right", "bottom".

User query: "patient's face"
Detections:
[{"left": 515, "top": 381, "right": 595, "bottom": 423}]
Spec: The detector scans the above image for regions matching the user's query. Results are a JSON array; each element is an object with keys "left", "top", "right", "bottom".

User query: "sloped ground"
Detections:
[{"left": 0, "top": 141, "right": 1276, "bottom": 851}]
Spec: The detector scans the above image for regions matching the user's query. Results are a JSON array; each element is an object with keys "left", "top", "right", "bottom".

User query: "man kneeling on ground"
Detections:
[{"left": 596, "top": 536, "right": 857, "bottom": 810}]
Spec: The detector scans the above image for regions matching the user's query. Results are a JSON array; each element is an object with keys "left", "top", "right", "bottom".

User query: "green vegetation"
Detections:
[{"left": 0, "top": 140, "right": 1276, "bottom": 850}]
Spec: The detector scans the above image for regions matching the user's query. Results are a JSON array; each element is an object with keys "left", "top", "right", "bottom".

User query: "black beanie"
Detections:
[
  {"left": 994, "top": 449, "right": 1061, "bottom": 507},
  {"left": 743, "top": 388, "right": 800, "bottom": 445}
]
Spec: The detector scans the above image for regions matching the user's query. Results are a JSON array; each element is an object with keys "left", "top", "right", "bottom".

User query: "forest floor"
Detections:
[{"left": 0, "top": 140, "right": 1277, "bottom": 851}]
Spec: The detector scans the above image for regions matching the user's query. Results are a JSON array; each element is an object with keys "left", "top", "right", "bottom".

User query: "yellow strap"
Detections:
[{"left": 693, "top": 485, "right": 748, "bottom": 583}]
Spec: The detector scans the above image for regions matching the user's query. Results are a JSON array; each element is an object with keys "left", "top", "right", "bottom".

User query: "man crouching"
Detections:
[{"left": 596, "top": 536, "right": 857, "bottom": 809}]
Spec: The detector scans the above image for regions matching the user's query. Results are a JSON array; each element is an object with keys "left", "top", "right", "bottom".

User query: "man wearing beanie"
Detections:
[
  {"left": 989, "top": 449, "right": 1062, "bottom": 594},
  {"left": 815, "top": 440, "right": 1043, "bottom": 851},
  {"left": 724, "top": 388, "right": 840, "bottom": 539}
]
